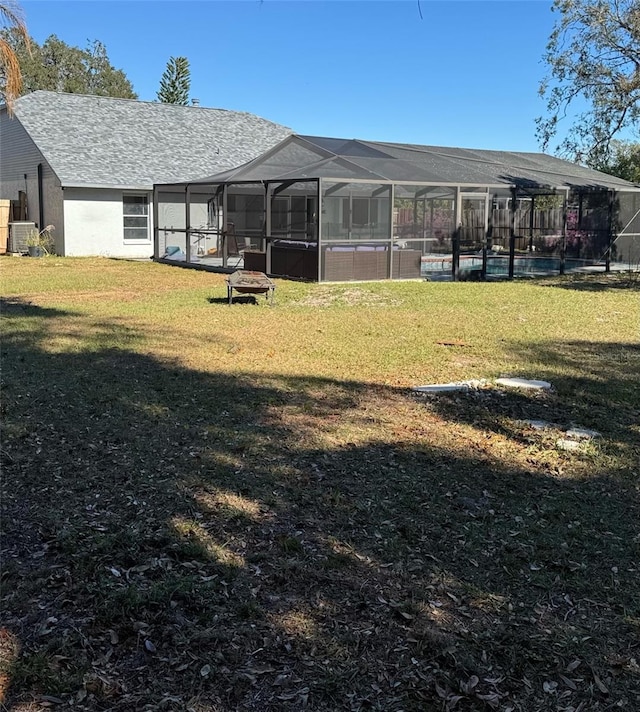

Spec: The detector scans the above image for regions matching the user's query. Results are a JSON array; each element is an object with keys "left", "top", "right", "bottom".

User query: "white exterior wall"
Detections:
[
  {"left": 156, "top": 192, "right": 210, "bottom": 256},
  {"left": 63, "top": 188, "right": 154, "bottom": 257},
  {"left": 63, "top": 189, "right": 208, "bottom": 257}
]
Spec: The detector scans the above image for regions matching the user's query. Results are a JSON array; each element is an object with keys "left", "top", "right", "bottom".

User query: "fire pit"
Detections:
[{"left": 226, "top": 270, "right": 275, "bottom": 305}]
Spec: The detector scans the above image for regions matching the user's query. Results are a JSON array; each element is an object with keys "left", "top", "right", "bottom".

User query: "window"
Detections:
[{"left": 123, "top": 195, "right": 149, "bottom": 241}]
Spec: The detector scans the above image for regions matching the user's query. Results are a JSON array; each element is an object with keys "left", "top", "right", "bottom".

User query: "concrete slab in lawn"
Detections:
[
  {"left": 565, "top": 427, "right": 601, "bottom": 440},
  {"left": 413, "top": 379, "right": 486, "bottom": 394},
  {"left": 496, "top": 377, "right": 552, "bottom": 391},
  {"left": 521, "top": 419, "right": 554, "bottom": 430},
  {"left": 556, "top": 438, "right": 583, "bottom": 451}
]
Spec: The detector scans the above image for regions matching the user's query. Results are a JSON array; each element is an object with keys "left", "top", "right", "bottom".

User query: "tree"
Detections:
[
  {"left": 0, "top": 30, "right": 137, "bottom": 98},
  {"left": 594, "top": 139, "right": 640, "bottom": 182},
  {"left": 157, "top": 56, "right": 191, "bottom": 105},
  {"left": 537, "top": 0, "right": 640, "bottom": 166},
  {"left": 83, "top": 40, "right": 137, "bottom": 97},
  {"left": 0, "top": 1, "right": 29, "bottom": 111}
]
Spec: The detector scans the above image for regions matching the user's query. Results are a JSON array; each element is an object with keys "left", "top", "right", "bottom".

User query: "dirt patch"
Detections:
[{"left": 294, "top": 287, "right": 403, "bottom": 308}]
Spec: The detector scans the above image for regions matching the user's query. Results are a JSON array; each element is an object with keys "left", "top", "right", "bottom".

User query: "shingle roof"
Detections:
[
  {"left": 187, "top": 134, "right": 639, "bottom": 192},
  {"left": 11, "top": 91, "right": 292, "bottom": 189}
]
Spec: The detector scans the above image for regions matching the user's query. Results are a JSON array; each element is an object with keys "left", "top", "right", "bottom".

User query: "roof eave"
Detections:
[{"left": 61, "top": 182, "right": 154, "bottom": 191}]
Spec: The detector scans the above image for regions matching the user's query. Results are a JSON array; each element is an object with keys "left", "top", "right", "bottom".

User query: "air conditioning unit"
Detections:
[{"left": 9, "top": 222, "right": 36, "bottom": 253}]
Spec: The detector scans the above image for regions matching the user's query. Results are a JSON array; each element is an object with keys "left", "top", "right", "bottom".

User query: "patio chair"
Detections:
[{"left": 225, "top": 222, "right": 240, "bottom": 256}]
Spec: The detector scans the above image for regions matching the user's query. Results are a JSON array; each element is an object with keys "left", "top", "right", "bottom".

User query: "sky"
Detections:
[{"left": 20, "top": 0, "right": 563, "bottom": 152}]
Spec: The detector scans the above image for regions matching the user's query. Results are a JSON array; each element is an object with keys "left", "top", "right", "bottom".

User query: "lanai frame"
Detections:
[{"left": 154, "top": 144, "right": 640, "bottom": 281}]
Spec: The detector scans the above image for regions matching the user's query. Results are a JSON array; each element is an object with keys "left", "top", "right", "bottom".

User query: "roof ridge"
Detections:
[
  {"left": 16, "top": 90, "right": 247, "bottom": 115},
  {"left": 300, "top": 135, "right": 552, "bottom": 159},
  {"left": 373, "top": 140, "right": 548, "bottom": 160}
]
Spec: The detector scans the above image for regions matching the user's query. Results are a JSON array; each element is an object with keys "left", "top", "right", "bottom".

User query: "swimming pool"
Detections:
[{"left": 420, "top": 254, "right": 603, "bottom": 277}]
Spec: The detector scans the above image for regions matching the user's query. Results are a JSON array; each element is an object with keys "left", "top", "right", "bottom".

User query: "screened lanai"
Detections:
[{"left": 153, "top": 135, "right": 640, "bottom": 281}]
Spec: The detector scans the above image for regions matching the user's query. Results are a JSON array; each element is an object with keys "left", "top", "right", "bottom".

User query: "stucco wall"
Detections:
[
  {"left": 63, "top": 188, "right": 154, "bottom": 257},
  {"left": 62, "top": 189, "right": 209, "bottom": 257}
]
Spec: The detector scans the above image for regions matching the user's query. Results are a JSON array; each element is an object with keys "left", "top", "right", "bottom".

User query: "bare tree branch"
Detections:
[{"left": 538, "top": 0, "right": 640, "bottom": 166}]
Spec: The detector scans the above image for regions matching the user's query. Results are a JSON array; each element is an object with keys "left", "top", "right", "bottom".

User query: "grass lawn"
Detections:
[{"left": 1, "top": 258, "right": 639, "bottom": 711}]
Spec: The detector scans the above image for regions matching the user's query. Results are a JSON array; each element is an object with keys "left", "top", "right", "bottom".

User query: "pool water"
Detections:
[{"left": 420, "top": 254, "right": 602, "bottom": 277}]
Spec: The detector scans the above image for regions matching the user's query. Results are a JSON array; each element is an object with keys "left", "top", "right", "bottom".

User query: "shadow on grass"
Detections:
[
  {"left": 536, "top": 272, "right": 640, "bottom": 292},
  {"left": 0, "top": 297, "right": 76, "bottom": 319},
  {"left": 207, "top": 295, "right": 265, "bottom": 306},
  {"left": 2, "top": 298, "right": 639, "bottom": 710}
]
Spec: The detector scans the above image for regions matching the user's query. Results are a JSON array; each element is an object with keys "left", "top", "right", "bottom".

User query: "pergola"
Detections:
[{"left": 154, "top": 135, "right": 640, "bottom": 281}]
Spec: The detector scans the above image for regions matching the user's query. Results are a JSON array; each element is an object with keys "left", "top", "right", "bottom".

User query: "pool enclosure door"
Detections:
[{"left": 460, "top": 194, "right": 488, "bottom": 251}]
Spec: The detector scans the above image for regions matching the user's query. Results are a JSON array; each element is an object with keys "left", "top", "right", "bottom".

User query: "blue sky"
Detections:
[{"left": 21, "top": 1, "right": 561, "bottom": 152}]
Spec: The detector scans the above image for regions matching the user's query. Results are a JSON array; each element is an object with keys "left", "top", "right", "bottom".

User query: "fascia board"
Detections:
[{"left": 61, "top": 182, "right": 153, "bottom": 191}]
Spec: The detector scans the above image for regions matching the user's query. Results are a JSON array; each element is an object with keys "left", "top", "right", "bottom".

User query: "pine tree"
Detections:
[{"left": 157, "top": 56, "right": 190, "bottom": 105}]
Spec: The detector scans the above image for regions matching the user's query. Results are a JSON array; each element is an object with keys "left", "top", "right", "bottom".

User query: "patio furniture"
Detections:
[
  {"left": 391, "top": 248, "right": 422, "bottom": 278},
  {"left": 271, "top": 240, "right": 318, "bottom": 280},
  {"left": 322, "top": 245, "right": 421, "bottom": 281},
  {"left": 226, "top": 270, "right": 275, "bottom": 305},
  {"left": 243, "top": 250, "right": 267, "bottom": 272},
  {"left": 225, "top": 222, "right": 240, "bottom": 256}
]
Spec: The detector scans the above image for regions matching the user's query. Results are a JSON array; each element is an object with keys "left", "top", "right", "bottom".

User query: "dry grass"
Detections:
[{"left": 1, "top": 258, "right": 639, "bottom": 711}]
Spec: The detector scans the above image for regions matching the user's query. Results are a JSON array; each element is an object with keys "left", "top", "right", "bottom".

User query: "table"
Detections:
[{"left": 226, "top": 270, "right": 275, "bottom": 305}]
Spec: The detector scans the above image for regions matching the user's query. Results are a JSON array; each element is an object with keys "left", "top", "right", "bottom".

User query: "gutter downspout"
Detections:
[
  {"left": 185, "top": 184, "right": 191, "bottom": 264},
  {"left": 37, "top": 164, "right": 44, "bottom": 230}
]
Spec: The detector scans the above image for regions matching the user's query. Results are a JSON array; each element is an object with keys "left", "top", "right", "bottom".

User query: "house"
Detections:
[
  {"left": 0, "top": 91, "right": 291, "bottom": 257},
  {"left": 154, "top": 134, "right": 640, "bottom": 281}
]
